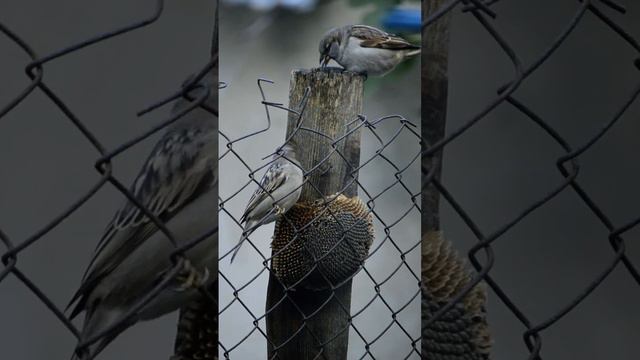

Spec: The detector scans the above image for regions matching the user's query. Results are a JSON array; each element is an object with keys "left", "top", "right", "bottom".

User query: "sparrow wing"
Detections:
[
  {"left": 68, "top": 121, "right": 216, "bottom": 318},
  {"left": 240, "top": 161, "right": 288, "bottom": 223},
  {"left": 351, "top": 25, "right": 420, "bottom": 50}
]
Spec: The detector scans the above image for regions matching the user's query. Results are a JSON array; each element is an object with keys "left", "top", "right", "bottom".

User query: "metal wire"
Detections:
[
  {"left": 423, "top": 1, "right": 640, "bottom": 360},
  {"left": 0, "top": 0, "right": 638, "bottom": 360},
  {"left": 218, "top": 76, "right": 421, "bottom": 359},
  {"left": 1, "top": 1, "right": 219, "bottom": 358}
]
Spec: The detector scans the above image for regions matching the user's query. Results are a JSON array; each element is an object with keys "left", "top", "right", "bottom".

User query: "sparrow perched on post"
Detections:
[
  {"left": 68, "top": 73, "right": 218, "bottom": 360},
  {"left": 231, "top": 142, "right": 303, "bottom": 263},
  {"left": 318, "top": 24, "right": 420, "bottom": 76}
]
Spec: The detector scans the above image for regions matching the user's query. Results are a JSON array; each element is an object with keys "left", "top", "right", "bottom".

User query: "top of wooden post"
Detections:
[
  {"left": 285, "top": 67, "right": 365, "bottom": 202},
  {"left": 267, "top": 67, "right": 366, "bottom": 360}
]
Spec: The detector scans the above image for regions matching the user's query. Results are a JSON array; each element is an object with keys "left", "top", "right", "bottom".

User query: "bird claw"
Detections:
[
  {"left": 274, "top": 205, "right": 286, "bottom": 216},
  {"left": 173, "top": 260, "right": 209, "bottom": 292}
]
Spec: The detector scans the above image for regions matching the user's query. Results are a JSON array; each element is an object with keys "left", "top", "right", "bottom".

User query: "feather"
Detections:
[
  {"left": 350, "top": 25, "right": 420, "bottom": 51},
  {"left": 241, "top": 163, "right": 288, "bottom": 223},
  {"left": 67, "top": 124, "right": 216, "bottom": 318}
]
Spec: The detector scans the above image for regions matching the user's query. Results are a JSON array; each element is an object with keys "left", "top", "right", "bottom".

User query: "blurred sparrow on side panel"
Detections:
[{"left": 68, "top": 73, "right": 218, "bottom": 360}]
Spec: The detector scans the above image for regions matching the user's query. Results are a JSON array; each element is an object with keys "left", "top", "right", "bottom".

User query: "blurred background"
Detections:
[
  {"left": 1, "top": 0, "right": 639, "bottom": 360},
  {"left": 0, "top": 1, "right": 214, "bottom": 359},
  {"left": 442, "top": 2, "right": 640, "bottom": 360},
  {"left": 217, "top": 0, "right": 421, "bottom": 359}
]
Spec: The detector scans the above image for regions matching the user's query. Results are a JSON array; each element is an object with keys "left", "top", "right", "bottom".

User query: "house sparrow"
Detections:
[
  {"left": 230, "top": 142, "right": 303, "bottom": 263},
  {"left": 68, "top": 74, "right": 218, "bottom": 360},
  {"left": 318, "top": 24, "right": 420, "bottom": 76}
]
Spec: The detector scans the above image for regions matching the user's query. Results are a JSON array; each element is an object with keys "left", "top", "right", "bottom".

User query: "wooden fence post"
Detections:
[
  {"left": 422, "top": 0, "right": 450, "bottom": 233},
  {"left": 422, "top": 3, "right": 493, "bottom": 359},
  {"left": 265, "top": 68, "right": 364, "bottom": 359}
]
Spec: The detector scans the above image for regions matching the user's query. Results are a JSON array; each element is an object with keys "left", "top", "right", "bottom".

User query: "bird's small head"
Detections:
[
  {"left": 274, "top": 139, "right": 300, "bottom": 162},
  {"left": 276, "top": 141, "right": 302, "bottom": 167},
  {"left": 279, "top": 140, "right": 297, "bottom": 157},
  {"left": 319, "top": 27, "right": 344, "bottom": 68}
]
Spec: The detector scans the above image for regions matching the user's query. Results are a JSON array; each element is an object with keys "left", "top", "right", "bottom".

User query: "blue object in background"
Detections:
[
  {"left": 381, "top": 7, "right": 421, "bottom": 34},
  {"left": 223, "top": 0, "right": 317, "bottom": 12}
]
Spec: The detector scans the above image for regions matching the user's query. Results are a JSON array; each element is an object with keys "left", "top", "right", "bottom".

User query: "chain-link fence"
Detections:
[
  {"left": 1, "top": 1, "right": 218, "bottom": 359},
  {"left": 422, "top": 1, "right": 640, "bottom": 359},
  {"left": 217, "top": 74, "right": 421, "bottom": 359},
  {"left": 1, "top": 0, "right": 640, "bottom": 360}
]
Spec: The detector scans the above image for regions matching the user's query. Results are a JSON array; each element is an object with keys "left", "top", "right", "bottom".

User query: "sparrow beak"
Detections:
[{"left": 320, "top": 54, "right": 330, "bottom": 68}]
